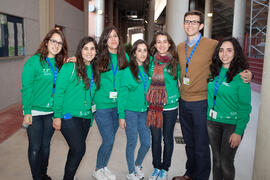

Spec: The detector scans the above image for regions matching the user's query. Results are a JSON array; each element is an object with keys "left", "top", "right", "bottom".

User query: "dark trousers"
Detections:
[
  {"left": 150, "top": 108, "right": 178, "bottom": 171},
  {"left": 60, "top": 117, "right": 91, "bottom": 180},
  {"left": 207, "top": 120, "right": 239, "bottom": 180},
  {"left": 179, "top": 99, "right": 210, "bottom": 180},
  {"left": 27, "top": 113, "right": 55, "bottom": 180}
]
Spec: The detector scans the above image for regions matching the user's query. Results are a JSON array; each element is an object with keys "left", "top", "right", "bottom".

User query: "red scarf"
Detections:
[{"left": 146, "top": 53, "right": 171, "bottom": 128}]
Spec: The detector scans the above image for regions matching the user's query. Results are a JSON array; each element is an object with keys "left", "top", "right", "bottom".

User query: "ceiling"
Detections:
[{"left": 114, "top": 0, "right": 269, "bottom": 39}]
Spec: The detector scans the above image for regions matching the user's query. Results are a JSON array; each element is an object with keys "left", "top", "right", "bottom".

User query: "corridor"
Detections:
[{"left": 0, "top": 84, "right": 260, "bottom": 180}]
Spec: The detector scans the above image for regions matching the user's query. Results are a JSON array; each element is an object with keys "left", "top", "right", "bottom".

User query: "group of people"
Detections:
[{"left": 21, "top": 9, "right": 252, "bottom": 180}]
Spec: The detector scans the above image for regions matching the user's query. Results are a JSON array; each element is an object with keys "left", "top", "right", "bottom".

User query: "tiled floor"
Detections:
[{"left": 0, "top": 83, "right": 260, "bottom": 180}]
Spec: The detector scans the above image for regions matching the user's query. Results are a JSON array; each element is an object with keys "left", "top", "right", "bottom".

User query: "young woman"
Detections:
[
  {"left": 148, "top": 31, "right": 180, "bottom": 180},
  {"left": 52, "top": 36, "right": 99, "bottom": 180},
  {"left": 92, "top": 26, "right": 129, "bottom": 180},
  {"left": 207, "top": 37, "right": 252, "bottom": 180},
  {"left": 118, "top": 40, "right": 151, "bottom": 180},
  {"left": 21, "top": 29, "right": 68, "bottom": 180}
]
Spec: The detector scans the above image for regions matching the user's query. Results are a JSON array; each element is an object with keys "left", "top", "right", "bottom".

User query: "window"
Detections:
[{"left": 0, "top": 13, "right": 25, "bottom": 57}]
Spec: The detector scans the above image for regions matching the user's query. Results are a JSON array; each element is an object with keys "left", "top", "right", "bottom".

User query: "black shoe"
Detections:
[{"left": 41, "top": 174, "right": 52, "bottom": 180}]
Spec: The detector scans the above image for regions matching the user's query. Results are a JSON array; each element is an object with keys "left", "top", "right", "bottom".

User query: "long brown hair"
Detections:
[
  {"left": 208, "top": 37, "right": 249, "bottom": 83},
  {"left": 75, "top": 36, "right": 100, "bottom": 89},
  {"left": 149, "top": 31, "right": 178, "bottom": 79},
  {"left": 35, "top": 29, "right": 68, "bottom": 69},
  {"left": 97, "top": 26, "right": 128, "bottom": 72},
  {"left": 129, "top": 40, "right": 150, "bottom": 81}
]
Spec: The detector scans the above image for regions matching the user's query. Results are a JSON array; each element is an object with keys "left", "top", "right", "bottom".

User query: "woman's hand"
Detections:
[
  {"left": 119, "top": 119, "right": 126, "bottom": 129},
  {"left": 53, "top": 118, "right": 62, "bottom": 130},
  {"left": 239, "top": 70, "right": 252, "bottom": 83},
  {"left": 23, "top": 114, "right": 32, "bottom": 125},
  {"left": 65, "top": 56, "right": 77, "bottom": 63},
  {"left": 229, "top": 133, "right": 242, "bottom": 148}
]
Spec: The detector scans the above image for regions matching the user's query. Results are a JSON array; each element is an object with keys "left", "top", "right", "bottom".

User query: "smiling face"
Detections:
[
  {"left": 47, "top": 33, "right": 63, "bottom": 58},
  {"left": 81, "top": 42, "right": 96, "bottom": 65},
  {"left": 155, "top": 35, "right": 170, "bottom": 56},
  {"left": 218, "top": 41, "right": 235, "bottom": 68},
  {"left": 183, "top": 15, "right": 204, "bottom": 38},
  {"left": 135, "top": 43, "right": 148, "bottom": 65},
  {"left": 107, "top": 29, "right": 119, "bottom": 53}
]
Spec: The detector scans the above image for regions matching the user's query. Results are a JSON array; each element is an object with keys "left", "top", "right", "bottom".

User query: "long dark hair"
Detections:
[
  {"left": 129, "top": 40, "right": 150, "bottom": 81},
  {"left": 35, "top": 29, "right": 68, "bottom": 69},
  {"left": 97, "top": 26, "right": 129, "bottom": 72},
  {"left": 209, "top": 37, "right": 249, "bottom": 83},
  {"left": 75, "top": 36, "right": 100, "bottom": 89},
  {"left": 149, "top": 31, "right": 179, "bottom": 79}
]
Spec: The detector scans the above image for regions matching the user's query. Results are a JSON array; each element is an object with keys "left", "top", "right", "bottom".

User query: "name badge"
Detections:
[
  {"left": 183, "top": 77, "right": 190, "bottom": 85},
  {"left": 92, "top": 104, "right": 96, "bottom": 113},
  {"left": 209, "top": 109, "right": 217, "bottom": 119},
  {"left": 109, "top": 91, "right": 117, "bottom": 99}
]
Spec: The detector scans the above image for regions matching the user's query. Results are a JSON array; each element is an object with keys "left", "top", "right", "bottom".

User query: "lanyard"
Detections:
[
  {"left": 88, "top": 71, "right": 94, "bottom": 102},
  {"left": 138, "top": 69, "right": 147, "bottom": 101},
  {"left": 111, "top": 62, "right": 118, "bottom": 90},
  {"left": 184, "top": 34, "right": 202, "bottom": 76},
  {"left": 213, "top": 71, "right": 226, "bottom": 109},
  {"left": 46, "top": 57, "right": 58, "bottom": 95}
]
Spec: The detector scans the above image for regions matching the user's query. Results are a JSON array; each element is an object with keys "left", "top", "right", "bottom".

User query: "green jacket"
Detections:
[
  {"left": 21, "top": 54, "right": 56, "bottom": 114},
  {"left": 148, "top": 58, "right": 180, "bottom": 110},
  {"left": 118, "top": 65, "right": 150, "bottom": 119},
  {"left": 93, "top": 53, "right": 129, "bottom": 109},
  {"left": 207, "top": 67, "right": 252, "bottom": 135},
  {"left": 53, "top": 63, "right": 97, "bottom": 124}
]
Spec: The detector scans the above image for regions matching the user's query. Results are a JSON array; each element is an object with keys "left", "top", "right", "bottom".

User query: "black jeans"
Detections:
[
  {"left": 150, "top": 108, "right": 177, "bottom": 171},
  {"left": 207, "top": 120, "right": 239, "bottom": 180},
  {"left": 179, "top": 99, "right": 210, "bottom": 180},
  {"left": 27, "top": 113, "right": 55, "bottom": 180},
  {"left": 61, "top": 117, "right": 91, "bottom": 180}
]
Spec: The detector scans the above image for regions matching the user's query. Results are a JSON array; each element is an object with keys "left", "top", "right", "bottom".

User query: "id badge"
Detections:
[
  {"left": 183, "top": 77, "right": 190, "bottom": 85},
  {"left": 109, "top": 91, "right": 117, "bottom": 99},
  {"left": 209, "top": 109, "right": 217, "bottom": 119},
  {"left": 92, "top": 104, "right": 96, "bottom": 113}
]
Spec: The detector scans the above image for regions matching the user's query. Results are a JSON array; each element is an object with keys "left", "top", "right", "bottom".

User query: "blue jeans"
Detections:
[
  {"left": 94, "top": 108, "right": 119, "bottom": 169},
  {"left": 60, "top": 117, "right": 91, "bottom": 180},
  {"left": 26, "top": 113, "right": 54, "bottom": 180},
  {"left": 125, "top": 110, "right": 150, "bottom": 173},
  {"left": 179, "top": 99, "right": 210, "bottom": 180},
  {"left": 150, "top": 108, "right": 177, "bottom": 171},
  {"left": 207, "top": 120, "right": 239, "bottom": 180}
]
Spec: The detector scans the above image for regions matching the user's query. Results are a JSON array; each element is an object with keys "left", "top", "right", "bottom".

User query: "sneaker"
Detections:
[
  {"left": 135, "top": 165, "right": 144, "bottom": 179},
  {"left": 127, "top": 172, "right": 140, "bottom": 180},
  {"left": 41, "top": 174, "right": 52, "bottom": 180},
  {"left": 149, "top": 168, "right": 160, "bottom": 180},
  {"left": 93, "top": 169, "right": 108, "bottom": 180},
  {"left": 157, "top": 169, "right": 168, "bottom": 180},
  {"left": 103, "top": 167, "right": 116, "bottom": 180}
]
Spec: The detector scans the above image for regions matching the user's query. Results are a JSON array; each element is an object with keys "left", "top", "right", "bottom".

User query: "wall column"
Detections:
[
  {"left": 232, "top": 0, "right": 247, "bottom": 47},
  {"left": 252, "top": 6, "right": 270, "bottom": 180},
  {"left": 39, "top": 0, "right": 54, "bottom": 41},
  {"left": 84, "top": 0, "right": 89, "bottom": 36},
  {"left": 203, "top": 0, "right": 213, "bottom": 38},
  {"left": 108, "top": 0, "right": 114, "bottom": 26},
  {"left": 165, "top": 0, "right": 189, "bottom": 45},
  {"left": 95, "top": 0, "right": 104, "bottom": 40},
  {"left": 146, "top": 0, "right": 155, "bottom": 44}
]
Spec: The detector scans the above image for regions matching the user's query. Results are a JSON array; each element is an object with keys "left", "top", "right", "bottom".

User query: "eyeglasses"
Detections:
[
  {"left": 184, "top": 20, "right": 200, "bottom": 25},
  {"left": 49, "top": 39, "right": 63, "bottom": 46}
]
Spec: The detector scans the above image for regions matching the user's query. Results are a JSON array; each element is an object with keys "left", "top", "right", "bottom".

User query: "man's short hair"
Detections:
[{"left": 184, "top": 10, "right": 204, "bottom": 24}]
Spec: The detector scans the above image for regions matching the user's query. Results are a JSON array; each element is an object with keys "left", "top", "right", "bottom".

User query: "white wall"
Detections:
[
  {"left": 54, "top": 0, "right": 85, "bottom": 56},
  {"left": 0, "top": 0, "right": 40, "bottom": 110}
]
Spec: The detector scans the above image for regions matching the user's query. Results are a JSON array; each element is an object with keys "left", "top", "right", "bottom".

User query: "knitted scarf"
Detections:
[{"left": 146, "top": 53, "right": 171, "bottom": 128}]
